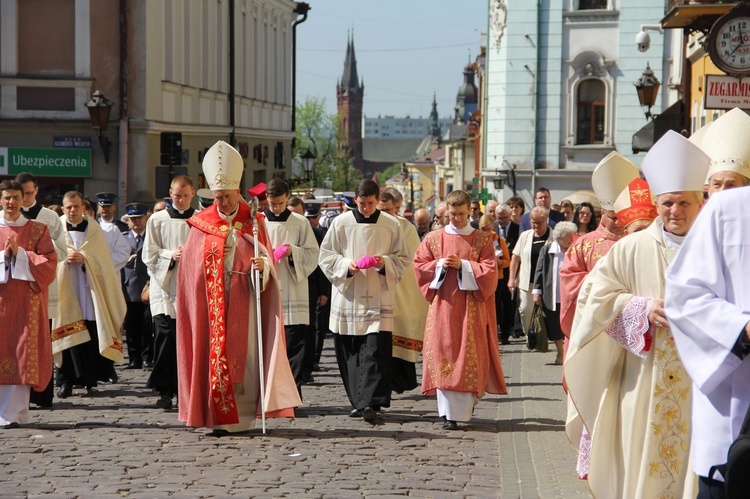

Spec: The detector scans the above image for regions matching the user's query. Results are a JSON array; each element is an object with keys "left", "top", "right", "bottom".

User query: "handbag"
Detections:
[
  {"left": 140, "top": 281, "right": 150, "bottom": 304},
  {"left": 710, "top": 401, "right": 750, "bottom": 498},
  {"left": 527, "top": 304, "right": 549, "bottom": 353}
]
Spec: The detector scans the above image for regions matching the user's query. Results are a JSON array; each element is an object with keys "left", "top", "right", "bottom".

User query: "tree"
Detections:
[{"left": 294, "top": 96, "right": 360, "bottom": 192}]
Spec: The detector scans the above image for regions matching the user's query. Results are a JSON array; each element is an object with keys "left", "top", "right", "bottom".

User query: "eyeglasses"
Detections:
[{"left": 579, "top": 212, "right": 592, "bottom": 217}]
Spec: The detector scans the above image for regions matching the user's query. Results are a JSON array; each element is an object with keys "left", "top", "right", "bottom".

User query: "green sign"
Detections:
[
  {"left": 0, "top": 147, "right": 92, "bottom": 177},
  {"left": 478, "top": 188, "right": 493, "bottom": 204}
]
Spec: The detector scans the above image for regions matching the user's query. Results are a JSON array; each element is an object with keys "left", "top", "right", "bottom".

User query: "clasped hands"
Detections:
[
  {"left": 66, "top": 249, "right": 84, "bottom": 264},
  {"left": 348, "top": 255, "right": 385, "bottom": 273},
  {"left": 4, "top": 236, "right": 18, "bottom": 258}
]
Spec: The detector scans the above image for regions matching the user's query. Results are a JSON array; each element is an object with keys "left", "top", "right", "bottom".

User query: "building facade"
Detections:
[
  {"left": 483, "top": 0, "right": 677, "bottom": 206},
  {"left": 0, "top": 0, "right": 300, "bottom": 209}
]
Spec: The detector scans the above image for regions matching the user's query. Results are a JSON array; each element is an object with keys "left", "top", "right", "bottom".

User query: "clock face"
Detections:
[{"left": 712, "top": 16, "right": 750, "bottom": 73}]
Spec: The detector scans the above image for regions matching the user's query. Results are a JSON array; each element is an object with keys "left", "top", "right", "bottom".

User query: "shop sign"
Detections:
[
  {"left": 0, "top": 147, "right": 92, "bottom": 177},
  {"left": 705, "top": 74, "right": 750, "bottom": 110}
]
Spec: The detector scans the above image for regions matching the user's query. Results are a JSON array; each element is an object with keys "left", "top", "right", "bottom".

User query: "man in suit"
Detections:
[
  {"left": 494, "top": 204, "right": 516, "bottom": 344},
  {"left": 121, "top": 203, "right": 151, "bottom": 369},
  {"left": 519, "top": 187, "right": 565, "bottom": 232}
]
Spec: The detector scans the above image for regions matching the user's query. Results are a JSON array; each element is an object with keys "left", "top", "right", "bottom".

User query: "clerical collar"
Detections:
[
  {"left": 218, "top": 204, "right": 240, "bottom": 225},
  {"left": 67, "top": 219, "right": 89, "bottom": 232},
  {"left": 167, "top": 205, "right": 194, "bottom": 219},
  {"left": 445, "top": 223, "right": 474, "bottom": 235},
  {"left": 265, "top": 208, "right": 292, "bottom": 222},
  {"left": 353, "top": 209, "right": 380, "bottom": 224},
  {"left": 662, "top": 227, "right": 686, "bottom": 249},
  {"left": 0, "top": 213, "right": 28, "bottom": 227},
  {"left": 21, "top": 202, "right": 43, "bottom": 220}
]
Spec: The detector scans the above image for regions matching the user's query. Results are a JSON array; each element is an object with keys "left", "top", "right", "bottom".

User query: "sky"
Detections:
[{"left": 296, "top": 0, "right": 489, "bottom": 120}]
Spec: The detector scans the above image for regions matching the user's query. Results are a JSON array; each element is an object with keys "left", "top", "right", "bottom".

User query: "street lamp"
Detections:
[
  {"left": 86, "top": 90, "right": 114, "bottom": 163},
  {"left": 401, "top": 163, "right": 415, "bottom": 210},
  {"left": 634, "top": 63, "right": 660, "bottom": 120},
  {"left": 323, "top": 174, "right": 332, "bottom": 190},
  {"left": 290, "top": 148, "right": 316, "bottom": 186}
]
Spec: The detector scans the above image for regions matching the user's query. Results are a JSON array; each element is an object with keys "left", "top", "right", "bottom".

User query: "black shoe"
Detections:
[
  {"left": 108, "top": 367, "right": 118, "bottom": 383},
  {"left": 84, "top": 386, "right": 95, "bottom": 396},
  {"left": 301, "top": 372, "right": 315, "bottom": 384},
  {"left": 349, "top": 408, "right": 362, "bottom": 418},
  {"left": 56, "top": 384, "right": 72, "bottom": 399},
  {"left": 312, "top": 362, "right": 321, "bottom": 372},
  {"left": 144, "top": 361, "right": 154, "bottom": 369},
  {"left": 124, "top": 363, "right": 142, "bottom": 370},
  {"left": 362, "top": 406, "right": 378, "bottom": 422},
  {"left": 442, "top": 419, "right": 459, "bottom": 431},
  {"left": 2, "top": 422, "right": 20, "bottom": 429},
  {"left": 156, "top": 395, "right": 173, "bottom": 410},
  {"left": 500, "top": 338, "right": 511, "bottom": 345},
  {"left": 208, "top": 429, "right": 230, "bottom": 438}
]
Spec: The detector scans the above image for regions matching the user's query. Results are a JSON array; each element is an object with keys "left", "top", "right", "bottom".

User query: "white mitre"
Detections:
[
  {"left": 699, "top": 108, "right": 750, "bottom": 182},
  {"left": 640, "top": 130, "right": 710, "bottom": 195},
  {"left": 203, "top": 140, "right": 243, "bottom": 191},
  {"left": 590, "top": 151, "right": 640, "bottom": 210}
]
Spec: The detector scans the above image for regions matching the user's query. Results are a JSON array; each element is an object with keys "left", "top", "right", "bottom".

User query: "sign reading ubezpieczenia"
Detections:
[{"left": 0, "top": 147, "right": 92, "bottom": 177}]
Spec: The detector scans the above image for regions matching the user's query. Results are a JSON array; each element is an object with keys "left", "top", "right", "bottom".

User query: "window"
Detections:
[
  {"left": 576, "top": 79, "right": 605, "bottom": 145},
  {"left": 578, "top": 0, "right": 607, "bottom": 9}
]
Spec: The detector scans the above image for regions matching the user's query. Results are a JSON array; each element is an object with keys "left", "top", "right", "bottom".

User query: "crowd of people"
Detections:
[{"left": 3, "top": 107, "right": 750, "bottom": 497}]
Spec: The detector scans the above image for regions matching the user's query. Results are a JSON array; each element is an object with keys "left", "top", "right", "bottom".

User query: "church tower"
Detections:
[{"left": 337, "top": 33, "right": 364, "bottom": 170}]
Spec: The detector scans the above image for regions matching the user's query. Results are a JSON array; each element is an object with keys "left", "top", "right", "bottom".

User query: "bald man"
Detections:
[{"left": 414, "top": 209, "right": 430, "bottom": 241}]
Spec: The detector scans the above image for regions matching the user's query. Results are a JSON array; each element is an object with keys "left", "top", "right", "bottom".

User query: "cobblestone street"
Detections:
[{"left": 2, "top": 338, "right": 589, "bottom": 498}]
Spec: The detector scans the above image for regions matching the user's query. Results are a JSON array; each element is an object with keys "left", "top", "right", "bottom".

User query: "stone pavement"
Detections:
[{"left": 2, "top": 337, "right": 590, "bottom": 498}]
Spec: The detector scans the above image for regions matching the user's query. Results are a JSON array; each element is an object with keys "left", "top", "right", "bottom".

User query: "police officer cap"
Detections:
[
  {"left": 96, "top": 192, "right": 117, "bottom": 206},
  {"left": 341, "top": 191, "right": 357, "bottom": 210},
  {"left": 124, "top": 202, "right": 148, "bottom": 217},
  {"left": 197, "top": 188, "right": 214, "bottom": 206},
  {"left": 304, "top": 199, "right": 323, "bottom": 217}
]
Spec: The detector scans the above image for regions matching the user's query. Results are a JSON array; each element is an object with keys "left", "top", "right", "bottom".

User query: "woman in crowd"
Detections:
[
  {"left": 506, "top": 196, "right": 525, "bottom": 226},
  {"left": 559, "top": 199, "right": 575, "bottom": 222},
  {"left": 532, "top": 221, "right": 577, "bottom": 365},
  {"left": 571, "top": 202, "right": 596, "bottom": 241}
]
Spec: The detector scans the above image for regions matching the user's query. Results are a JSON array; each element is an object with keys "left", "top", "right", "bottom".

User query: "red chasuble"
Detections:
[
  {"left": 559, "top": 224, "right": 623, "bottom": 338},
  {"left": 0, "top": 221, "right": 57, "bottom": 390},
  {"left": 413, "top": 228, "right": 507, "bottom": 398},
  {"left": 176, "top": 202, "right": 300, "bottom": 428}
]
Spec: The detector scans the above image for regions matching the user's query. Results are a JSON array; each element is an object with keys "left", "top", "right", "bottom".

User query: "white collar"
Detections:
[
  {"left": 21, "top": 202, "right": 37, "bottom": 211},
  {"left": 0, "top": 213, "right": 28, "bottom": 227},
  {"left": 445, "top": 223, "right": 475, "bottom": 235},
  {"left": 218, "top": 204, "right": 240, "bottom": 225}
]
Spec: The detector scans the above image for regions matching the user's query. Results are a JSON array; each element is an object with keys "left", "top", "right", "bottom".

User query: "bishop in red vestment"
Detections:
[
  {"left": 413, "top": 190, "right": 506, "bottom": 430},
  {"left": 176, "top": 141, "right": 300, "bottom": 435},
  {"left": 0, "top": 180, "right": 57, "bottom": 428}
]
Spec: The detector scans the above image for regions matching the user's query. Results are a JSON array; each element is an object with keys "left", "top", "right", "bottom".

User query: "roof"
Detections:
[{"left": 362, "top": 138, "right": 424, "bottom": 163}]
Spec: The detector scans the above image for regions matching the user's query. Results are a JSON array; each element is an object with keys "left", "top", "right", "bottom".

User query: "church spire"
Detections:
[
  {"left": 429, "top": 92, "right": 441, "bottom": 139},
  {"left": 340, "top": 31, "right": 361, "bottom": 90}
]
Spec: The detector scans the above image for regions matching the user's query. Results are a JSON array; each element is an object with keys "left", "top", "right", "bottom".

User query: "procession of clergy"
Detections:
[{"left": 4, "top": 107, "right": 750, "bottom": 496}]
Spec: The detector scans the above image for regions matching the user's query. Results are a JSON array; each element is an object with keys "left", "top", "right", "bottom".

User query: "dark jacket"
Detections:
[{"left": 121, "top": 231, "right": 148, "bottom": 302}]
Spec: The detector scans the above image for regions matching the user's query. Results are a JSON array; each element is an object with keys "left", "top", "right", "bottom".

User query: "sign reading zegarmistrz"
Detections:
[
  {"left": 0, "top": 147, "right": 92, "bottom": 177},
  {"left": 704, "top": 74, "right": 750, "bottom": 110}
]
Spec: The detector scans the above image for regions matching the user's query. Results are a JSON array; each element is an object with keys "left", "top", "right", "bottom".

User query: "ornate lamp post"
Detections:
[
  {"left": 634, "top": 63, "right": 660, "bottom": 120},
  {"left": 86, "top": 90, "right": 114, "bottom": 163}
]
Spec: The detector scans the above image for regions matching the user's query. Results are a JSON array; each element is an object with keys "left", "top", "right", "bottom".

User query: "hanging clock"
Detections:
[{"left": 707, "top": 2, "right": 750, "bottom": 77}]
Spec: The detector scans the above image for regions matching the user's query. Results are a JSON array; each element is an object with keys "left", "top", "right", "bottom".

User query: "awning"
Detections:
[{"left": 632, "top": 101, "right": 684, "bottom": 154}]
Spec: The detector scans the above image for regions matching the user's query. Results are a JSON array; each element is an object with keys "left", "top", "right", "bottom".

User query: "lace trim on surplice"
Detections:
[{"left": 605, "top": 296, "right": 654, "bottom": 359}]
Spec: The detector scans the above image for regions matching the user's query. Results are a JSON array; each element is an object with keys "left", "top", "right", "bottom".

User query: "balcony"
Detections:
[{"left": 662, "top": 1, "right": 735, "bottom": 31}]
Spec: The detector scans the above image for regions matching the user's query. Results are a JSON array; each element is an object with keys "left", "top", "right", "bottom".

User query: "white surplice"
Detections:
[
  {"left": 141, "top": 209, "right": 192, "bottom": 318},
  {"left": 265, "top": 211, "right": 319, "bottom": 326},
  {"left": 319, "top": 210, "right": 408, "bottom": 335},
  {"left": 665, "top": 187, "right": 750, "bottom": 480}
]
